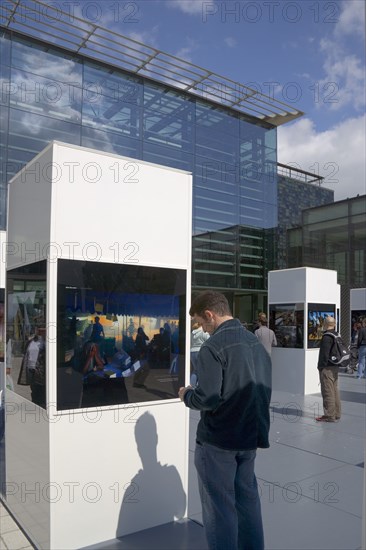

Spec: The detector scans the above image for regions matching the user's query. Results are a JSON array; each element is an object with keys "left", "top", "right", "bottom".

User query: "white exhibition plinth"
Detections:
[
  {"left": 351, "top": 288, "right": 366, "bottom": 316},
  {"left": 269, "top": 267, "right": 340, "bottom": 395},
  {"left": 5, "top": 142, "right": 192, "bottom": 550}
]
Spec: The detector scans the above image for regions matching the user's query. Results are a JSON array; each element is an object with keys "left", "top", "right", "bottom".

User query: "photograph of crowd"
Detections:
[{"left": 307, "top": 303, "right": 336, "bottom": 348}]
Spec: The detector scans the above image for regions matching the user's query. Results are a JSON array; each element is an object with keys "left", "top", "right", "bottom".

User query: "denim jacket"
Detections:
[{"left": 184, "top": 318, "right": 272, "bottom": 450}]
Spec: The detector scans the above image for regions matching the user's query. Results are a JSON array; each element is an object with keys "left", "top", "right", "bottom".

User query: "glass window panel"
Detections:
[
  {"left": 142, "top": 141, "right": 193, "bottom": 172},
  {"left": 144, "top": 82, "right": 192, "bottom": 112},
  {"left": 0, "top": 32, "right": 11, "bottom": 68},
  {"left": 0, "top": 61, "right": 10, "bottom": 107},
  {"left": 11, "top": 38, "right": 82, "bottom": 83},
  {"left": 8, "top": 108, "right": 81, "bottom": 159},
  {"left": 195, "top": 135, "right": 238, "bottom": 163},
  {"left": 195, "top": 195, "right": 237, "bottom": 215},
  {"left": 196, "top": 102, "right": 239, "bottom": 136},
  {"left": 10, "top": 68, "right": 82, "bottom": 122},
  {"left": 193, "top": 269, "right": 236, "bottom": 289},
  {"left": 239, "top": 275, "right": 264, "bottom": 290},
  {"left": 84, "top": 63, "right": 142, "bottom": 104},
  {"left": 143, "top": 110, "right": 193, "bottom": 151},
  {"left": 304, "top": 203, "right": 348, "bottom": 224},
  {"left": 350, "top": 196, "right": 366, "bottom": 216},
  {"left": 81, "top": 127, "right": 142, "bottom": 160},
  {"left": 82, "top": 65, "right": 142, "bottom": 139},
  {"left": 239, "top": 199, "right": 277, "bottom": 229},
  {"left": 6, "top": 261, "right": 47, "bottom": 408},
  {"left": 264, "top": 127, "right": 277, "bottom": 150},
  {"left": 143, "top": 83, "right": 194, "bottom": 152},
  {"left": 194, "top": 218, "right": 237, "bottom": 234},
  {"left": 195, "top": 157, "right": 239, "bottom": 187},
  {"left": 195, "top": 204, "right": 236, "bottom": 226},
  {"left": 0, "top": 105, "right": 9, "bottom": 226},
  {"left": 82, "top": 97, "right": 141, "bottom": 138},
  {"left": 240, "top": 118, "right": 266, "bottom": 140},
  {"left": 57, "top": 259, "right": 186, "bottom": 410}
]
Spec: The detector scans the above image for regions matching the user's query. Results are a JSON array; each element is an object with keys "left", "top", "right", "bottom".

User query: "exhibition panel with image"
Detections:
[
  {"left": 269, "top": 303, "right": 304, "bottom": 349},
  {"left": 307, "top": 302, "right": 336, "bottom": 348},
  {"left": 6, "top": 261, "right": 47, "bottom": 408},
  {"left": 57, "top": 259, "right": 186, "bottom": 409},
  {"left": 6, "top": 258, "right": 186, "bottom": 410}
]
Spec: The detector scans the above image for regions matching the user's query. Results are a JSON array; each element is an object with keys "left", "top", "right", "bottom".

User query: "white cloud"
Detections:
[
  {"left": 278, "top": 115, "right": 366, "bottom": 201},
  {"left": 224, "top": 37, "right": 237, "bottom": 48},
  {"left": 174, "top": 47, "right": 193, "bottom": 62},
  {"left": 314, "top": 2, "right": 365, "bottom": 112},
  {"left": 125, "top": 27, "right": 160, "bottom": 48},
  {"left": 335, "top": 0, "right": 365, "bottom": 37},
  {"left": 166, "top": 0, "right": 204, "bottom": 15},
  {"left": 174, "top": 37, "right": 199, "bottom": 62}
]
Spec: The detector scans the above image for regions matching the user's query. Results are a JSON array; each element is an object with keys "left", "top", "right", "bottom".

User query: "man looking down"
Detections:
[{"left": 179, "top": 291, "right": 272, "bottom": 550}]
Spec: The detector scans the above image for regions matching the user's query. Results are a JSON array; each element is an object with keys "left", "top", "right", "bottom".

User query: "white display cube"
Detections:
[
  {"left": 268, "top": 267, "right": 340, "bottom": 395},
  {"left": 5, "top": 142, "right": 192, "bottom": 549}
]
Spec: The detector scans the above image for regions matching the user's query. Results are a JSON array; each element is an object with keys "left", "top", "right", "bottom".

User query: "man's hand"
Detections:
[{"left": 178, "top": 385, "right": 193, "bottom": 401}]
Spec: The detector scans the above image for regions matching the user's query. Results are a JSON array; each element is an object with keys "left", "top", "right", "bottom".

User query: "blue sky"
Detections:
[{"left": 21, "top": 0, "right": 366, "bottom": 199}]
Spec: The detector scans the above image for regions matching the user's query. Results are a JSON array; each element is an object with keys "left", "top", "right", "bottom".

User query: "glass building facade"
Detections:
[
  {"left": 287, "top": 195, "right": 366, "bottom": 340},
  {"left": 276, "top": 164, "right": 334, "bottom": 270},
  {"left": 0, "top": 29, "right": 280, "bottom": 319},
  {"left": 288, "top": 195, "right": 366, "bottom": 287}
]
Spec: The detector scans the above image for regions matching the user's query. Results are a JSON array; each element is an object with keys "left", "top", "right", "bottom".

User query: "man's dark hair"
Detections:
[{"left": 189, "top": 291, "right": 231, "bottom": 317}]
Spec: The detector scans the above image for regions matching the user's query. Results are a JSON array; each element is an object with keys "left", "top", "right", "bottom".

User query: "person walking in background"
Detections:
[
  {"left": 190, "top": 321, "right": 209, "bottom": 386},
  {"left": 91, "top": 316, "right": 105, "bottom": 343},
  {"left": 316, "top": 316, "right": 341, "bottom": 422},
  {"left": 357, "top": 319, "right": 366, "bottom": 379},
  {"left": 254, "top": 312, "right": 277, "bottom": 356},
  {"left": 179, "top": 291, "right": 272, "bottom": 550}
]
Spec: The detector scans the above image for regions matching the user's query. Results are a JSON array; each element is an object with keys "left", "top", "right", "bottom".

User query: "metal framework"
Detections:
[
  {"left": 1, "top": 0, "right": 304, "bottom": 126},
  {"left": 277, "top": 162, "right": 324, "bottom": 185}
]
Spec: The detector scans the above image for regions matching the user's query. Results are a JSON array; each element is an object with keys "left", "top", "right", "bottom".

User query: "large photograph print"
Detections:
[
  {"left": 6, "top": 261, "right": 47, "bottom": 408},
  {"left": 307, "top": 303, "right": 336, "bottom": 349},
  {"left": 269, "top": 303, "right": 304, "bottom": 349},
  {"left": 57, "top": 259, "right": 186, "bottom": 410}
]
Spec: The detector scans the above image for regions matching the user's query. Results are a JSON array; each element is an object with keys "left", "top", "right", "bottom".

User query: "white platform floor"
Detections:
[{"left": 1, "top": 372, "right": 365, "bottom": 550}]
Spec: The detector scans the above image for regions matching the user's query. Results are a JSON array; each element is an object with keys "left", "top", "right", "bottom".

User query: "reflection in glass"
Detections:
[
  {"left": 6, "top": 261, "right": 47, "bottom": 408},
  {"left": 2, "top": 30, "right": 279, "bottom": 290},
  {"left": 10, "top": 68, "right": 82, "bottom": 123},
  {"left": 0, "top": 289, "right": 4, "bottom": 363},
  {"left": 57, "top": 260, "right": 186, "bottom": 410},
  {"left": 307, "top": 303, "right": 336, "bottom": 349},
  {"left": 269, "top": 304, "right": 304, "bottom": 349}
]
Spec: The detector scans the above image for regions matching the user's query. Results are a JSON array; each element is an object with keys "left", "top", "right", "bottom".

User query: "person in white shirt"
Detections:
[
  {"left": 190, "top": 322, "right": 210, "bottom": 385},
  {"left": 255, "top": 313, "right": 277, "bottom": 356}
]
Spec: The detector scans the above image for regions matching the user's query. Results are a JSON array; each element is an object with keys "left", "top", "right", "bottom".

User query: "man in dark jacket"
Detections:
[
  {"left": 316, "top": 316, "right": 341, "bottom": 422},
  {"left": 178, "top": 291, "right": 272, "bottom": 550}
]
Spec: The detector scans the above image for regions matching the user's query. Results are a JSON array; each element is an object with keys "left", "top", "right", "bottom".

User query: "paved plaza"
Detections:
[{"left": 1, "top": 372, "right": 365, "bottom": 550}]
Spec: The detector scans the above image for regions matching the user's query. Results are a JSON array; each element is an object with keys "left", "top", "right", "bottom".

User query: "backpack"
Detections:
[{"left": 325, "top": 332, "right": 350, "bottom": 366}]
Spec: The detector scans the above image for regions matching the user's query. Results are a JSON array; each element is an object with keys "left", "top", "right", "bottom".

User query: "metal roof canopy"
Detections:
[{"left": 1, "top": 0, "right": 304, "bottom": 126}]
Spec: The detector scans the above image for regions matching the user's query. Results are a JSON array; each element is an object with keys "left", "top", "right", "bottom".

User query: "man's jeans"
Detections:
[{"left": 194, "top": 442, "right": 264, "bottom": 550}]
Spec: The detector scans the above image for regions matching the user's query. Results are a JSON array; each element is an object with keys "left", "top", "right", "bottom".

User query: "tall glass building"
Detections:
[
  {"left": 0, "top": 0, "right": 313, "bottom": 323},
  {"left": 287, "top": 194, "right": 366, "bottom": 340}
]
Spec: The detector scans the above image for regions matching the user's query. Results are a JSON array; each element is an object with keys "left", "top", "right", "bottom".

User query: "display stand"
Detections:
[
  {"left": 268, "top": 267, "right": 340, "bottom": 395},
  {"left": 350, "top": 288, "right": 366, "bottom": 325},
  {"left": 5, "top": 142, "right": 192, "bottom": 549}
]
